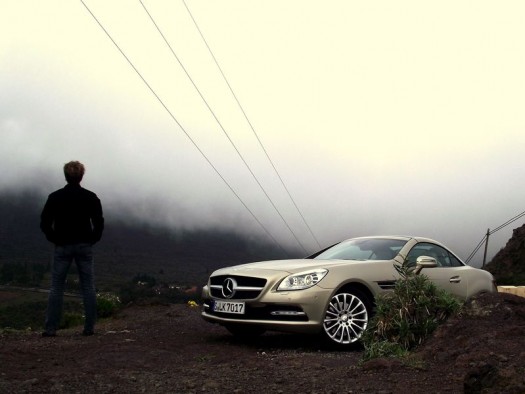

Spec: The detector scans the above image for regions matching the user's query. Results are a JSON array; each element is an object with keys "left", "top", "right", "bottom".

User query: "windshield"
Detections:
[{"left": 312, "top": 238, "right": 407, "bottom": 261}]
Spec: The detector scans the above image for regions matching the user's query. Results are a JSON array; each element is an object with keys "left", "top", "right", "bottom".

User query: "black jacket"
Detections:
[{"left": 40, "top": 184, "right": 104, "bottom": 246}]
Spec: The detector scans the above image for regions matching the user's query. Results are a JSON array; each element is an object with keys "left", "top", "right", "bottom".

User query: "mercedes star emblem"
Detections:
[{"left": 222, "top": 278, "right": 237, "bottom": 299}]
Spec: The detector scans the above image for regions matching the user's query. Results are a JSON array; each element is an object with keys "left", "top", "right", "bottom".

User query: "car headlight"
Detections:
[{"left": 277, "top": 269, "right": 328, "bottom": 291}]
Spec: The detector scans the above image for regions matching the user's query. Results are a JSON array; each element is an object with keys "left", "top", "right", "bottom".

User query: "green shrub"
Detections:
[
  {"left": 60, "top": 312, "right": 83, "bottom": 329},
  {"left": 96, "top": 292, "right": 121, "bottom": 318},
  {"left": 0, "top": 292, "right": 121, "bottom": 332},
  {"left": 0, "top": 301, "right": 48, "bottom": 330},
  {"left": 362, "top": 260, "right": 461, "bottom": 361}
]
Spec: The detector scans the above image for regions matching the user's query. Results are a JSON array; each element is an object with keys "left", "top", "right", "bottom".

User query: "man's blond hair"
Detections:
[{"left": 63, "top": 161, "right": 85, "bottom": 184}]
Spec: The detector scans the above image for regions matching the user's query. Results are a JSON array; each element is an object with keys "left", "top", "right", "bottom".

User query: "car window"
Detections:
[
  {"left": 313, "top": 238, "right": 407, "bottom": 260},
  {"left": 448, "top": 253, "right": 464, "bottom": 267},
  {"left": 406, "top": 243, "right": 464, "bottom": 267}
]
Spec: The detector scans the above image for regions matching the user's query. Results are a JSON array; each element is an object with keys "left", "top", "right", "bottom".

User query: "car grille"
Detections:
[{"left": 209, "top": 275, "right": 267, "bottom": 300}]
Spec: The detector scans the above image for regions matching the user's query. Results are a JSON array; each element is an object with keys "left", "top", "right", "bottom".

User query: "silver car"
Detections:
[{"left": 201, "top": 236, "right": 496, "bottom": 346}]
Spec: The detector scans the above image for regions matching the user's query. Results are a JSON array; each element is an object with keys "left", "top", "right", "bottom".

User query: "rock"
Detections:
[{"left": 464, "top": 362, "right": 498, "bottom": 393}]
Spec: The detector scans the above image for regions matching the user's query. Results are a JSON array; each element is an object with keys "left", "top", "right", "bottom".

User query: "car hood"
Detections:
[{"left": 211, "top": 258, "right": 369, "bottom": 276}]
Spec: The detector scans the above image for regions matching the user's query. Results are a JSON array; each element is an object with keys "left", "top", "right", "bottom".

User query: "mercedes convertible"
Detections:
[{"left": 201, "top": 236, "right": 496, "bottom": 346}]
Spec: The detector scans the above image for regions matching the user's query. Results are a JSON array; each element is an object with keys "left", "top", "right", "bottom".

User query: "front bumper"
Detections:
[{"left": 201, "top": 285, "right": 333, "bottom": 335}]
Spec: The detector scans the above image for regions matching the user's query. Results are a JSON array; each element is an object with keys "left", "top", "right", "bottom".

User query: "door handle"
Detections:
[{"left": 449, "top": 276, "right": 461, "bottom": 283}]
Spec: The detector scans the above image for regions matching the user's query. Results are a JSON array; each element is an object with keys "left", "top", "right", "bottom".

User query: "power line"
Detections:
[
  {"left": 138, "top": 0, "right": 308, "bottom": 254},
  {"left": 182, "top": 0, "right": 322, "bottom": 250},
  {"left": 465, "top": 235, "right": 487, "bottom": 264},
  {"left": 79, "top": 0, "right": 290, "bottom": 256},
  {"left": 464, "top": 210, "right": 525, "bottom": 264},
  {"left": 489, "top": 210, "right": 525, "bottom": 235}
]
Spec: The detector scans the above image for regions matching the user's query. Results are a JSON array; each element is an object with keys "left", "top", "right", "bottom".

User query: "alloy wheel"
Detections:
[{"left": 323, "top": 292, "right": 369, "bottom": 345}]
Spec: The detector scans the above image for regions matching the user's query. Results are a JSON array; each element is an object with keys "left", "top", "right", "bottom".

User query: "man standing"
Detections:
[{"left": 40, "top": 161, "right": 104, "bottom": 337}]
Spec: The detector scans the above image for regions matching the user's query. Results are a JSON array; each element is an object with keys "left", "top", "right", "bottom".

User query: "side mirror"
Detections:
[{"left": 414, "top": 256, "right": 438, "bottom": 275}]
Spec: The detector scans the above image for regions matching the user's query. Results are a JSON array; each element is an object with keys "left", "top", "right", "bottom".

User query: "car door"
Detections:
[{"left": 405, "top": 242, "right": 470, "bottom": 300}]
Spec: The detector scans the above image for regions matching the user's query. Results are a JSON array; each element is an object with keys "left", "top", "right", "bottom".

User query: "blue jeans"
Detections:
[{"left": 45, "top": 244, "right": 97, "bottom": 333}]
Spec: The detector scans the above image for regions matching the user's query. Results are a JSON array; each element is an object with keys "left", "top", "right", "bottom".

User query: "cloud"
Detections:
[{"left": 1, "top": 1, "right": 524, "bottom": 262}]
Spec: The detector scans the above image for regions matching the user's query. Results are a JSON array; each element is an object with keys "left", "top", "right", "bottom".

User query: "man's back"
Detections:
[{"left": 40, "top": 183, "right": 104, "bottom": 246}]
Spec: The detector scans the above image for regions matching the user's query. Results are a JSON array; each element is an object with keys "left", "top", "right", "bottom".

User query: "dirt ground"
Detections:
[{"left": 1, "top": 292, "right": 524, "bottom": 394}]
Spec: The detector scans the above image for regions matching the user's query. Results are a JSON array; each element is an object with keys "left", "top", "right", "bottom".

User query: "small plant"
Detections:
[
  {"left": 362, "top": 259, "right": 461, "bottom": 361},
  {"left": 60, "top": 312, "right": 84, "bottom": 329},
  {"left": 362, "top": 339, "right": 409, "bottom": 360},
  {"left": 195, "top": 354, "right": 214, "bottom": 362},
  {"left": 96, "top": 292, "right": 121, "bottom": 318},
  {"left": 0, "top": 301, "right": 48, "bottom": 330}
]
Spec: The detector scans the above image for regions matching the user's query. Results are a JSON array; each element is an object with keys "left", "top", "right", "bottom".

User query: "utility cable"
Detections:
[
  {"left": 79, "top": 0, "right": 289, "bottom": 256},
  {"left": 464, "top": 210, "right": 525, "bottom": 264},
  {"left": 182, "top": 0, "right": 322, "bottom": 250},
  {"left": 489, "top": 210, "right": 525, "bottom": 235},
  {"left": 139, "top": 0, "right": 308, "bottom": 254},
  {"left": 464, "top": 235, "right": 487, "bottom": 265}
]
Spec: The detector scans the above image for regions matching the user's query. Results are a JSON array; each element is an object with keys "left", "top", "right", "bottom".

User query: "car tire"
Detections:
[
  {"left": 225, "top": 324, "right": 266, "bottom": 339},
  {"left": 322, "top": 289, "right": 371, "bottom": 346}
]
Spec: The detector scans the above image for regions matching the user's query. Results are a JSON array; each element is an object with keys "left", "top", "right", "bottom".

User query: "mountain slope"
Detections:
[
  {"left": 485, "top": 223, "right": 525, "bottom": 285},
  {"left": 0, "top": 190, "right": 295, "bottom": 290}
]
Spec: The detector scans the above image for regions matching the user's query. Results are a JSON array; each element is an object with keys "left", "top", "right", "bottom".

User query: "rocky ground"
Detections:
[{"left": 1, "top": 292, "right": 524, "bottom": 394}]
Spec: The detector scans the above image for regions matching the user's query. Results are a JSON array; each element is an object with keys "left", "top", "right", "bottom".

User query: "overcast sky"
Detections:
[{"left": 1, "top": 1, "right": 524, "bottom": 263}]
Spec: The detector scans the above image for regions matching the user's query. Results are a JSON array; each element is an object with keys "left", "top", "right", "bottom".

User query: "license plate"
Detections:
[{"left": 213, "top": 301, "right": 245, "bottom": 314}]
